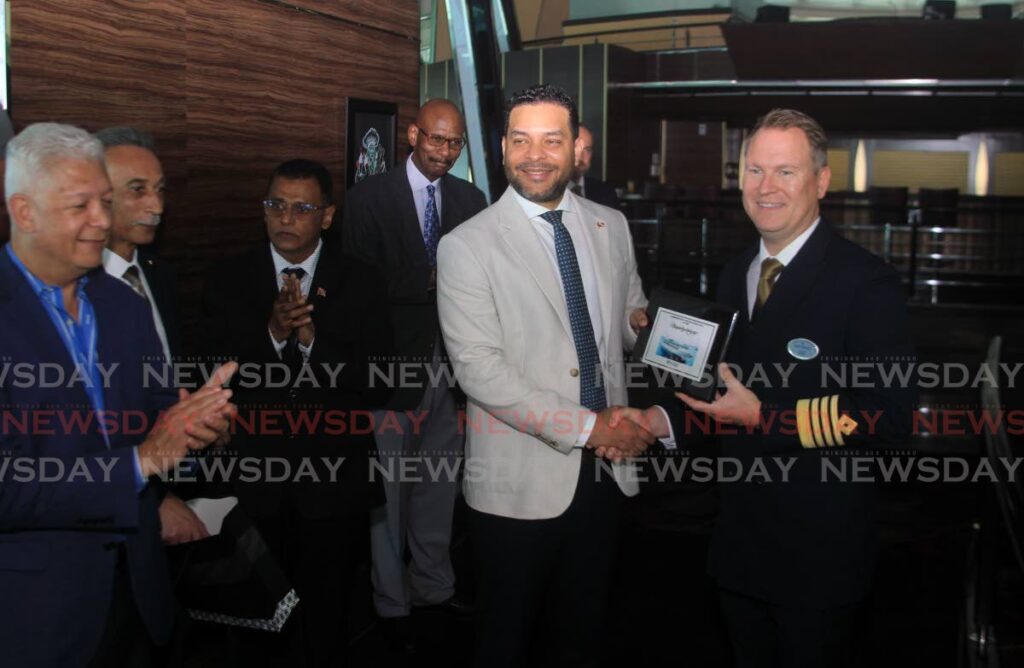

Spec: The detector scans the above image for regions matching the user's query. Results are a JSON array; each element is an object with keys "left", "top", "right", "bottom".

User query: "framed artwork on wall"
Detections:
[{"left": 346, "top": 97, "right": 399, "bottom": 188}]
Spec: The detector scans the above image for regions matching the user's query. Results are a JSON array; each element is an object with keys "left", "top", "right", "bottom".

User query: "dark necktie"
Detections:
[
  {"left": 540, "top": 210, "right": 606, "bottom": 412},
  {"left": 122, "top": 265, "right": 149, "bottom": 302},
  {"left": 281, "top": 267, "right": 307, "bottom": 369},
  {"left": 751, "top": 257, "right": 783, "bottom": 322},
  {"left": 423, "top": 184, "right": 440, "bottom": 266}
]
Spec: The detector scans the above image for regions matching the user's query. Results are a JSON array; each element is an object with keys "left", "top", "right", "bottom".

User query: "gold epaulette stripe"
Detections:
[
  {"left": 810, "top": 397, "right": 825, "bottom": 449},
  {"left": 830, "top": 394, "right": 844, "bottom": 446},
  {"left": 820, "top": 395, "right": 835, "bottom": 447},
  {"left": 796, "top": 399, "right": 815, "bottom": 448},
  {"left": 797, "top": 394, "right": 855, "bottom": 448}
]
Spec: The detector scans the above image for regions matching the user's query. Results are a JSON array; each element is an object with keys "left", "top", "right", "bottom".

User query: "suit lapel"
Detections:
[
  {"left": 308, "top": 242, "right": 340, "bottom": 309},
  {"left": 758, "top": 222, "right": 832, "bottom": 326},
  {"left": 572, "top": 193, "right": 614, "bottom": 346},
  {"left": 0, "top": 253, "right": 82, "bottom": 379},
  {"left": 496, "top": 189, "right": 573, "bottom": 339},
  {"left": 256, "top": 245, "right": 281, "bottom": 314},
  {"left": 391, "top": 165, "right": 429, "bottom": 265}
]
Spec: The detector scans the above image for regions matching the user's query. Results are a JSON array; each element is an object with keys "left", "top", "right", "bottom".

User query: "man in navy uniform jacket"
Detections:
[{"left": 615, "top": 109, "right": 917, "bottom": 668}]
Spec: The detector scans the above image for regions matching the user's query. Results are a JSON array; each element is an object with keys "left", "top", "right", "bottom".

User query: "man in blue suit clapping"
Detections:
[{"left": 0, "top": 122, "right": 237, "bottom": 667}]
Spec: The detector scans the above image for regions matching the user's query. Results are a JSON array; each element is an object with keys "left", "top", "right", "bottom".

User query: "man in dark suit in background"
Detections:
[
  {"left": 0, "top": 122, "right": 235, "bottom": 667},
  {"left": 570, "top": 124, "right": 620, "bottom": 210},
  {"left": 342, "top": 98, "right": 487, "bottom": 644},
  {"left": 619, "top": 109, "right": 917, "bottom": 667},
  {"left": 96, "top": 126, "right": 208, "bottom": 548},
  {"left": 203, "top": 159, "right": 392, "bottom": 666}
]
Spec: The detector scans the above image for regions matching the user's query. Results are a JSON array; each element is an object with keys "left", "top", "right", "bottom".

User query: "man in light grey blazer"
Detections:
[{"left": 436, "top": 84, "right": 652, "bottom": 667}]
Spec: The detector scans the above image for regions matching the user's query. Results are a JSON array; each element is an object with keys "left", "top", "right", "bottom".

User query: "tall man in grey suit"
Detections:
[
  {"left": 436, "top": 84, "right": 653, "bottom": 667},
  {"left": 96, "top": 127, "right": 208, "bottom": 547},
  {"left": 342, "top": 99, "right": 487, "bottom": 640}
]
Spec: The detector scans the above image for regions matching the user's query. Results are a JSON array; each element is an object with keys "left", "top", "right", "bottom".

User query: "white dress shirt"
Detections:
[
  {"left": 102, "top": 248, "right": 172, "bottom": 364},
  {"left": 268, "top": 239, "right": 322, "bottom": 358},
  {"left": 511, "top": 189, "right": 606, "bottom": 446},
  {"left": 407, "top": 155, "right": 442, "bottom": 233}
]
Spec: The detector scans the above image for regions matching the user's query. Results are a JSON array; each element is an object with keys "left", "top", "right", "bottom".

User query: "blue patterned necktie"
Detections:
[
  {"left": 540, "top": 209, "right": 606, "bottom": 412},
  {"left": 423, "top": 184, "right": 440, "bottom": 266}
]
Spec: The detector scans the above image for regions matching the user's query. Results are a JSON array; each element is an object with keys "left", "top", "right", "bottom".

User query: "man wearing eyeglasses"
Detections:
[
  {"left": 342, "top": 98, "right": 487, "bottom": 648},
  {"left": 202, "top": 159, "right": 393, "bottom": 666}
]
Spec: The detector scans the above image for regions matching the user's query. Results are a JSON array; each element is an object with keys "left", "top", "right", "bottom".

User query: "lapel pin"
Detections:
[{"left": 316, "top": 287, "right": 327, "bottom": 298}]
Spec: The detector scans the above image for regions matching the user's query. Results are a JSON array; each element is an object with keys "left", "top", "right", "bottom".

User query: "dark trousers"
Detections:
[
  {"left": 233, "top": 510, "right": 367, "bottom": 668},
  {"left": 89, "top": 545, "right": 154, "bottom": 668},
  {"left": 719, "top": 588, "right": 860, "bottom": 668},
  {"left": 469, "top": 453, "right": 624, "bottom": 668}
]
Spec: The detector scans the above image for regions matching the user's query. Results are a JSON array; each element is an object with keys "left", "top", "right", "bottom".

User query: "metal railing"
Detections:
[{"left": 622, "top": 194, "right": 1024, "bottom": 307}]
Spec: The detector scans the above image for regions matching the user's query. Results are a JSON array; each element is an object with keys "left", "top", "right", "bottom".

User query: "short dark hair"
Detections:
[
  {"left": 748, "top": 109, "right": 829, "bottom": 171},
  {"left": 268, "top": 159, "right": 333, "bottom": 205},
  {"left": 503, "top": 84, "right": 579, "bottom": 139},
  {"left": 94, "top": 126, "right": 156, "bottom": 151}
]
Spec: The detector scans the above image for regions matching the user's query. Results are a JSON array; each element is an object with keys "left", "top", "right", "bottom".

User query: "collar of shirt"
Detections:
[
  {"left": 6, "top": 243, "right": 91, "bottom": 303},
  {"left": 511, "top": 187, "right": 575, "bottom": 224},
  {"left": 406, "top": 154, "right": 442, "bottom": 193},
  {"left": 271, "top": 238, "right": 322, "bottom": 296},
  {"left": 755, "top": 217, "right": 820, "bottom": 268},
  {"left": 101, "top": 246, "right": 140, "bottom": 278},
  {"left": 4, "top": 244, "right": 109, "bottom": 443},
  {"left": 746, "top": 217, "right": 820, "bottom": 318}
]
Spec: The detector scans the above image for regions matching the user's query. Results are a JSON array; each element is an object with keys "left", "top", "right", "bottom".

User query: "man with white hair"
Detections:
[{"left": 0, "top": 122, "right": 236, "bottom": 666}]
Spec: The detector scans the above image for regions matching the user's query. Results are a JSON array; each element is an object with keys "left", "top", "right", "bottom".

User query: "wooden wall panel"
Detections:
[{"left": 10, "top": 0, "right": 420, "bottom": 350}]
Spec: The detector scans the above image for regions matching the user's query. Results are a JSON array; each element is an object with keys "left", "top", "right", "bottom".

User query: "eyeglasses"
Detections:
[
  {"left": 417, "top": 126, "right": 466, "bottom": 151},
  {"left": 263, "top": 199, "right": 327, "bottom": 219}
]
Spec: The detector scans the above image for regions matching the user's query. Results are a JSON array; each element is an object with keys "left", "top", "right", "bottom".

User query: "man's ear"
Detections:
[
  {"left": 407, "top": 123, "right": 419, "bottom": 150},
  {"left": 321, "top": 205, "right": 337, "bottom": 231},
  {"left": 7, "top": 194, "right": 37, "bottom": 234},
  {"left": 816, "top": 165, "right": 832, "bottom": 199},
  {"left": 573, "top": 135, "right": 584, "bottom": 169}
]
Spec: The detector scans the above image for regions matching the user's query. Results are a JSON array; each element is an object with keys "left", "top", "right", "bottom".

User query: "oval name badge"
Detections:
[{"left": 787, "top": 338, "right": 819, "bottom": 361}]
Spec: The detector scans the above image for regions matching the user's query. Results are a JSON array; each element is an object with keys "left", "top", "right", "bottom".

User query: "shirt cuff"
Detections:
[
  {"left": 269, "top": 329, "right": 287, "bottom": 358},
  {"left": 574, "top": 411, "right": 598, "bottom": 448},
  {"left": 654, "top": 405, "right": 678, "bottom": 450},
  {"left": 298, "top": 338, "right": 314, "bottom": 359},
  {"left": 132, "top": 447, "right": 147, "bottom": 493}
]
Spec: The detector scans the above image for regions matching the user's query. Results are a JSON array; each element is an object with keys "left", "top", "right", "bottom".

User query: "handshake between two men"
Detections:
[{"left": 584, "top": 360, "right": 763, "bottom": 464}]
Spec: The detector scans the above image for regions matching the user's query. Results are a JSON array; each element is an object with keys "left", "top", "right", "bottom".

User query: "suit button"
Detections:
[{"left": 570, "top": 368, "right": 579, "bottom": 377}]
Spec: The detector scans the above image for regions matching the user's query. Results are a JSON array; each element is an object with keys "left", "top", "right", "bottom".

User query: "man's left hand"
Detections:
[
  {"left": 286, "top": 274, "right": 316, "bottom": 347},
  {"left": 676, "top": 363, "right": 761, "bottom": 429},
  {"left": 158, "top": 494, "right": 210, "bottom": 545},
  {"left": 629, "top": 307, "right": 649, "bottom": 334}
]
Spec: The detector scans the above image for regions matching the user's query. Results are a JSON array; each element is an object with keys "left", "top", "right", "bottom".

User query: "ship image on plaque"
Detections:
[
  {"left": 644, "top": 311, "right": 718, "bottom": 382},
  {"left": 632, "top": 287, "right": 739, "bottom": 402}
]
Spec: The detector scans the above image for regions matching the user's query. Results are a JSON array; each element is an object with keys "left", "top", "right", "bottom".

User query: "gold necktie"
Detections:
[
  {"left": 757, "top": 257, "right": 784, "bottom": 307},
  {"left": 122, "top": 265, "right": 149, "bottom": 303}
]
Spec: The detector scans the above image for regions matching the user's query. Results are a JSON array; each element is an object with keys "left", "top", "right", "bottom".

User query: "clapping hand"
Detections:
[{"left": 138, "top": 361, "right": 239, "bottom": 477}]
